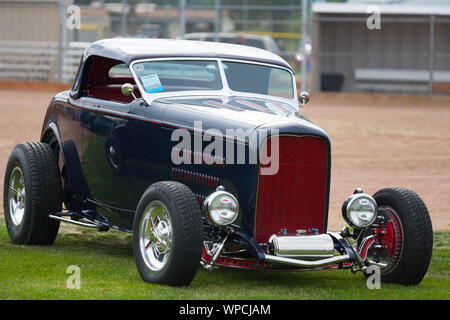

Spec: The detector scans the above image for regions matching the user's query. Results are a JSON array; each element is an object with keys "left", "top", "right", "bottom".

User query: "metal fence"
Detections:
[
  {"left": 0, "top": 0, "right": 449, "bottom": 95},
  {"left": 0, "top": 40, "right": 88, "bottom": 83},
  {"left": 0, "top": 0, "right": 307, "bottom": 85},
  {"left": 311, "top": 13, "right": 450, "bottom": 95}
]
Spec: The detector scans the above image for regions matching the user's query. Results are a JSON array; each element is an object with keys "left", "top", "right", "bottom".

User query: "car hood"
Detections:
[{"left": 154, "top": 96, "right": 326, "bottom": 140}]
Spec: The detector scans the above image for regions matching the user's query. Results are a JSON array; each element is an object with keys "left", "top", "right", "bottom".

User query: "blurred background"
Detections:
[{"left": 0, "top": 0, "right": 449, "bottom": 94}]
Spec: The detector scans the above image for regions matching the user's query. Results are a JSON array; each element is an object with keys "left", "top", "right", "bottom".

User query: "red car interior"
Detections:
[{"left": 86, "top": 56, "right": 141, "bottom": 103}]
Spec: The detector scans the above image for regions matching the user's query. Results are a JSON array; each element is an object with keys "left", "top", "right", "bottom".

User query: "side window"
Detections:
[
  {"left": 109, "top": 64, "right": 132, "bottom": 78},
  {"left": 85, "top": 56, "right": 140, "bottom": 103},
  {"left": 71, "top": 56, "right": 84, "bottom": 94}
]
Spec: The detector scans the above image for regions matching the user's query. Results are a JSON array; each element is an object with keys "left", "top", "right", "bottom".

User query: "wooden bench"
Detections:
[{"left": 354, "top": 68, "right": 450, "bottom": 94}]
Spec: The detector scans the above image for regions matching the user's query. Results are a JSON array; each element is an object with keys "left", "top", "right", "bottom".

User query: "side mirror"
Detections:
[
  {"left": 298, "top": 91, "right": 310, "bottom": 107},
  {"left": 121, "top": 83, "right": 137, "bottom": 100}
]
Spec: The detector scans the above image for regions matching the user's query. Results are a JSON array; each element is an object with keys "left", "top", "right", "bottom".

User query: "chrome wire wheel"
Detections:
[
  {"left": 139, "top": 200, "right": 173, "bottom": 273},
  {"left": 8, "top": 167, "right": 26, "bottom": 226}
]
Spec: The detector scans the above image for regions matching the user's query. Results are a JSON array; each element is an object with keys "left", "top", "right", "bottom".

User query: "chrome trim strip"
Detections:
[{"left": 49, "top": 214, "right": 100, "bottom": 229}]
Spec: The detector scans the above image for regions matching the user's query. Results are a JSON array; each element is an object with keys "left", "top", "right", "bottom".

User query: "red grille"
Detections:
[{"left": 254, "top": 136, "right": 328, "bottom": 243}]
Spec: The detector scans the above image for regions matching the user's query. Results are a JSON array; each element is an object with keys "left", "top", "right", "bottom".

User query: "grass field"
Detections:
[{"left": 0, "top": 217, "right": 448, "bottom": 300}]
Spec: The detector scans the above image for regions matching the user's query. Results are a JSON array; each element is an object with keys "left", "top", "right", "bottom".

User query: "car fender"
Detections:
[{"left": 41, "top": 121, "right": 67, "bottom": 165}]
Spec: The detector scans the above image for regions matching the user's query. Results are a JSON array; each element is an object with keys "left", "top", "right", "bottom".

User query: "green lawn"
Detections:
[{"left": 0, "top": 216, "right": 448, "bottom": 300}]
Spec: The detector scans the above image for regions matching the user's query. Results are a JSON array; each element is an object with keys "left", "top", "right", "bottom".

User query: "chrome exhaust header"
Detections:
[
  {"left": 200, "top": 229, "right": 365, "bottom": 271},
  {"left": 264, "top": 232, "right": 359, "bottom": 269},
  {"left": 268, "top": 233, "right": 335, "bottom": 260}
]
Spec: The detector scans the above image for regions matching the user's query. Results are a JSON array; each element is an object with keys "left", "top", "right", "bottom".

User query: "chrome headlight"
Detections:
[
  {"left": 203, "top": 188, "right": 239, "bottom": 226},
  {"left": 342, "top": 192, "right": 377, "bottom": 228}
]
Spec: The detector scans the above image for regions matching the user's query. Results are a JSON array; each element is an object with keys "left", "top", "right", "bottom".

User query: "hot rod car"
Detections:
[{"left": 3, "top": 39, "right": 433, "bottom": 286}]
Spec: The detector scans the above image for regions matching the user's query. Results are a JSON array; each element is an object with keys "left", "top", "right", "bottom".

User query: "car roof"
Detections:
[{"left": 84, "top": 38, "right": 291, "bottom": 70}]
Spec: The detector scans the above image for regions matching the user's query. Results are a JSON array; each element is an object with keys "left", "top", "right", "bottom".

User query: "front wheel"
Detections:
[
  {"left": 132, "top": 181, "right": 203, "bottom": 286},
  {"left": 360, "top": 187, "right": 433, "bottom": 285}
]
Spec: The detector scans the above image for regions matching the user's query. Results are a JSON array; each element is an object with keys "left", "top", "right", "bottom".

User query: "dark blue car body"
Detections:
[{"left": 40, "top": 39, "right": 331, "bottom": 242}]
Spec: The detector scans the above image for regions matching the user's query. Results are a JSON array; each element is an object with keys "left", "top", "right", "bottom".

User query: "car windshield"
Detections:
[
  {"left": 222, "top": 61, "right": 294, "bottom": 99},
  {"left": 132, "top": 59, "right": 294, "bottom": 101},
  {"left": 132, "top": 60, "right": 223, "bottom": 93}
]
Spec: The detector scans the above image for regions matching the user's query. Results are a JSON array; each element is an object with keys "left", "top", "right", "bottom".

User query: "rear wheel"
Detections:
[
  {"left": 3, "top": 142, "right": 62, "bottom": 245},
  {"left": 132, "top": 181, "right": 203, "bottom": 286},
  {"left": 360, "top": 187, "right": 433, "bottom": 285}
]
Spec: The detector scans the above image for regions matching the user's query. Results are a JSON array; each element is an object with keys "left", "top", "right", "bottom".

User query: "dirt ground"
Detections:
[{"left": 0, "top": 84, "right": 449, "bottom": 231}]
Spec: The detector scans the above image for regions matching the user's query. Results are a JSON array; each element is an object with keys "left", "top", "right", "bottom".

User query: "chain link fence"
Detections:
[
  {"left": 311, "top": 11, "right": 450, "bottom": 95},
  {"left": 0, "top": 0, "right": 301, "bottom": 82},
  {"left": 0, "top": 0, "right": 306, "bottom": 85},
  {"left": 0, "top": 0, "right": 448, "bottom": 95}
]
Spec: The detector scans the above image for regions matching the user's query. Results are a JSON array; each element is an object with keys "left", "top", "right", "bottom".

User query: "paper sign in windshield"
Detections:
[{"left": 141, "top": 74, "right": 164, "bottom": 94}]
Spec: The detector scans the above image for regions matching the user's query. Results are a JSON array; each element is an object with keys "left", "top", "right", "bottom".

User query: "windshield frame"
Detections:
[{"left": 129, "top": 57, "right": 298, "bottom": 108}]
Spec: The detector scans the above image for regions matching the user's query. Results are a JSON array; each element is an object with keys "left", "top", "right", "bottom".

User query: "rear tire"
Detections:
[
  {"left": 132, "top": 181, "right": 203, "bottom": 286},
  {"left": 363, "top": 187, "right": 433, "bottom": 285},
  {"left": 3, "top": 142, "right": 62, "bottom": 245}
]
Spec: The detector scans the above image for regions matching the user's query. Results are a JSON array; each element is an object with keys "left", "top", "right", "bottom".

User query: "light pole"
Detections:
[
  {"left": 121, "top": 0, "right": 127, "bottom": 36},
  {"left": 300, "top": 0, "right": 309, "bottom": 91},
  {"left": 180, "top": 0, "right": 186, "bottom": 37}
]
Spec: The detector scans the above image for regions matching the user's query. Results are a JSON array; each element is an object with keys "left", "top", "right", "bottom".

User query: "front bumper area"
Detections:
[
  {"left": 264, "top": 253, "right": 352, "bottom": 269},
  {"left": 201, "top": 229, "right": 374, "bottom": 271}
]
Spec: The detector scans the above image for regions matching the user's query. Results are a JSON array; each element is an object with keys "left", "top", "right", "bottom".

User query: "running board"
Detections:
[{"left": 49, "top": 214, "right": 109, "bottom": 231}]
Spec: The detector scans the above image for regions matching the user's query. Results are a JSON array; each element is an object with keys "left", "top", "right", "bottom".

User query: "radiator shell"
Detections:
[{"left": 254, "top": 135, "right": 329, "bottom": 243}]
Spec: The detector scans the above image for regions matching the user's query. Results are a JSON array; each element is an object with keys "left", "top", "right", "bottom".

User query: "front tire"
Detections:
[
  {"left": 361, "top": 187, "right": 433, "bottom": 285},
  {"left": 3, "top": 142, "right": 62, "bottom": 245},
  {"left": 132, "top": 181, "right": 203, "bottom": 286}
]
